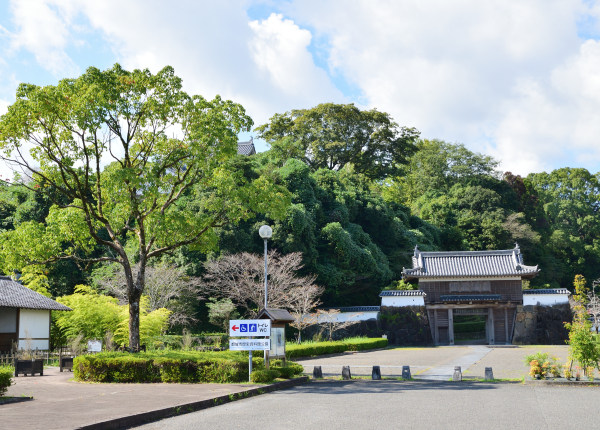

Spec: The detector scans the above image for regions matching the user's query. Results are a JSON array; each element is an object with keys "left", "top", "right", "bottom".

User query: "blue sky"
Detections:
[{"left": 1, "top": 0, "right": 600, "bottom": 176}]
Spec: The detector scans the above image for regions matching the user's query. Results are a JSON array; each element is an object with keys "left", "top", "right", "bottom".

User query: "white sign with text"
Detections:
[
  {"left": 229, "top": 338, "right": 271, "bottom": 351},
  {"left": 229, "top": 319, "right": 271, "bottom": 337}
]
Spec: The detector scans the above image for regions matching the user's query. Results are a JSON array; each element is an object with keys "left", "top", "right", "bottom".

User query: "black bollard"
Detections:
[
  {"left": 402, "top": 365, "right": 411, "bottom": 380},
  {"left": 372, "top": 366, "right": 381, "bottom": 380}
]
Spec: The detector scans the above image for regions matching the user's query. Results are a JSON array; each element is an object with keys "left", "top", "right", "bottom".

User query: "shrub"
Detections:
[
  {"left": 0, "top": 365, "right": 13, "bottom": 396},
  {"left": 72, "top": 350, "right": 301, "bottom": 383},
  {"left": 524, "top": 352, "right": 561, "bottom": 379},
  {"left": 286, "top": 337, "right": 387, "bottom": 359},
  {"left": 250, "top": 369, "right": 279, "bottom": 383}
]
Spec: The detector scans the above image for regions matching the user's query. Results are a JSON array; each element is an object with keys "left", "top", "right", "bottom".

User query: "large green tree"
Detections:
[
  {"left": 526, "top": 168, "right": 600, "bottom": 285},
  {"left": 0, "top": 64, "right": 287, "bottom": 349},
  {"left": 256, "top": 103, "right": 419, "bottom": 180}
]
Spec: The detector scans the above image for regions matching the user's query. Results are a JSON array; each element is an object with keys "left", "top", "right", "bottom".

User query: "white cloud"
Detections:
[
  {"left": 2, "top": 0, "right": 600, "bottom": 175},
  {"left": 68, "top": 1, "right": 342, "bottom": 126},
  {"left": 248, "top": 13, "right": 333, "bottom": 95},
  {"left": 283, "top": 0, "right": 597, "bottom": 174},
  {"left": 492, "top": 39, "right": 600, "bottom": 173},
  {"left": 8, "top": 0, "right": 79, "bottom": 76},
  {"left": 0, "top": 98, "right": 9, "bottom": 116}
]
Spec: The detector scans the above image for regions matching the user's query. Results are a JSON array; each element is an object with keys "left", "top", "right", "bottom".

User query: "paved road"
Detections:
[
  {"left": 293, "top": 345, "right": 569, "bottom": 380},
  {"left": 133, "top": 379, "right": 600, "bottom": 430}
]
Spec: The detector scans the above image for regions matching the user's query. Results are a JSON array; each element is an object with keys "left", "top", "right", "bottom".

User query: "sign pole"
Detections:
[{"left": 249, "top": 349, "right": 253, "bottom": 382}]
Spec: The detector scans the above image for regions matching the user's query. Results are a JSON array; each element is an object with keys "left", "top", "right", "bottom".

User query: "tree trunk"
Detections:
[{"left": 128, "top": 287, "right": 142, "bottom": 351}]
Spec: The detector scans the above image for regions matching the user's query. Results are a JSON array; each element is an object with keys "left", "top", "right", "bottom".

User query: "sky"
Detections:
[{"left": 1, "top": 0, "right": 600, "bottom": 176}]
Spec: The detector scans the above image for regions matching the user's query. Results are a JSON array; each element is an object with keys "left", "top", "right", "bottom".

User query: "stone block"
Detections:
[
  {"left": 452, "top": 366, "right": 462, "bottom": 382},
  {"left": 342, "top": 366, "right": 351, "bottom": 380},
  {"left": 313, "top": 366, "right": 323, "bottom": 379}
]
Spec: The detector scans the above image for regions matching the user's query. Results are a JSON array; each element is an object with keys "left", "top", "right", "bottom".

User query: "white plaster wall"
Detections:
[
  {"left": 381, "top": 296, "right": 425, "bottom": 307},
  {"left": 313, "top": 311, "right": 379, "bottom": 323},
  {"left": 18, "top": 309, "right": 50, "bottom": 350},
  {"left": 523, "top": 294, "right": 569, "bottom": 306}
]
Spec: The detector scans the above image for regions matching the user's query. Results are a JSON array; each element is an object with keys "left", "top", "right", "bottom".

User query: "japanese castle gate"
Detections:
[{"left": 402, "top": 245, "right": 540, "bottom": 345}]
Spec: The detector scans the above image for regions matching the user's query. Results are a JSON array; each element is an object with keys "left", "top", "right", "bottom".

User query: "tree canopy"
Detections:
[
  {"left": 256, "top": 103, "right": 419, "bottom": 180},
  {"left": 0, "top": 64, "right": 288, "bottom": 348}
]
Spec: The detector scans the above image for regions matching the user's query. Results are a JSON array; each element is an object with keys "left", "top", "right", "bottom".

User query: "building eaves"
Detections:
[
  {"left": 379, "top": 290, "right": 426, "bottom": 297},
  {"left": 522, "top": 289, "right": 570, "bottom": 295},
  {"left": 0, "top": 277, "right": 71, "bottom": 311},
  {"left": 402, "top": 245, "right": 539, "bottom": 280}
]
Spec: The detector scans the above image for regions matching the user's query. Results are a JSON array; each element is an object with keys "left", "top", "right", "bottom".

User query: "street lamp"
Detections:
[
  {"left": 258, "top": 225, "right": 272, "bottom": 309},
  {"left": 258, "top": 225, "right": 272, "bottom": 369}
]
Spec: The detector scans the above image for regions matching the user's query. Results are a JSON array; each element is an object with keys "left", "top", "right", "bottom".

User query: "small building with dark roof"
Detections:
[
  {"left": 0, "top": 276, "right": 71, "bottom": 352},
  {"left": 400, "top": 244, "right": 541, "bottom": 345},
  {"left": 237, "top": 137, "right": 256, "bottom": 156}
]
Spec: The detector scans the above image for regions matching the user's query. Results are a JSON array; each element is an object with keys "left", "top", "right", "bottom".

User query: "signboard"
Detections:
[
  {"left": 229, "top": 319, "right": 271, "bottom": 337},
  {"left": 87, "top": 339, "right": 102, "bottom": 352},
  {"left": 229, "top": 338, "right": 271, "bottom": 351},
  {"left": 269, "top": 327, "right": 285, "bottom": 358}
]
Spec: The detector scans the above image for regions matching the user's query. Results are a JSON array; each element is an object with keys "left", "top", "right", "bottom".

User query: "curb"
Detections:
[
  {"left": 76, "top": 376, "right": 309, "bottom": 430},
  {"left": 523, "top": 379, "right": 600, "bottom": 387}
]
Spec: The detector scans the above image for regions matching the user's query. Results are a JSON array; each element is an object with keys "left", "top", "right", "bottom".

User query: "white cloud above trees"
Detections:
[{"left": 1, "top": 0, "right": 600, "bottom": 175}]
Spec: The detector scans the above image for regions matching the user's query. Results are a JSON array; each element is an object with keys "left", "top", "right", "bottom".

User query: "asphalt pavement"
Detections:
[
  {"left": 2, "top": 345, "right": 579, "bottom": 429},
  {"left": 133, "top": 378, "right": 600, "bottom": 430}
]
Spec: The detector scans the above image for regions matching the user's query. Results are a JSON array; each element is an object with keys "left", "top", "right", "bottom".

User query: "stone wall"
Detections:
[
  {"left": 512, "top": 303, "right": 571, "bottom": 345},
  {"left": 379, "top": 306, "right": 432, "bottom": 346}
]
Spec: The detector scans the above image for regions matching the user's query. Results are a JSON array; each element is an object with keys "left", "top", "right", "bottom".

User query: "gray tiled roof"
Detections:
[
  {"left": 379, "top": 290, "right": 426, "bottom": 297},
  {"left": 403, "top": 245, "right": 539, "bottom": 279},
  {"left": 522, "top": 289, "right": 570, "bottom": 295},
  {"left": 237, "top": 138, "right": 256, "bottom": 155},
  {"left": 0, "top": 276, "right": 71, "bottom": 311},
  {"left": 322, "top": 306, "right": 381, "bottom": 312},
  {"left": 257, "top": 307, "right": 294, "bottom": 323}
]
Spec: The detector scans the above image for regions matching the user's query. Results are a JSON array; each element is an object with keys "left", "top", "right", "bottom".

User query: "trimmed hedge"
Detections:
[
  {"left": 0, "top": 365, "right": 13, "bottom": 396},
  {"left": 250, "top": 369, "right": 279, "bottom": 383},
  {"left": 286, "top": 337, "right": 388, "bottom": 359},
  {"left": 73, "top": 351, "right": 303, "bottom": 383}
]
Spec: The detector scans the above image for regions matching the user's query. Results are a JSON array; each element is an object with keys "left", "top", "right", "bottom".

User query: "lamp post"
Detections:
[
  {"left": 258, "top": 225, "right": 272, "bottom": 368},
  {"left": 259, "top": 225, "right": 272, "bottom": 308}
]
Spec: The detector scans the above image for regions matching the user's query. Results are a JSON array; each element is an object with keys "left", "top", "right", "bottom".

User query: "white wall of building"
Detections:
[
  {"left": 380, "top": 296, "right": 425, "bottom": 307},
  {"left": 18, "top": 309, "right": 50, "bottom": 350},
  {"left": 523, "top": 294, "right": 569, "bottom": 306},
  {"left": 308, "top": 311, "right": 379, "bottom": 324}
]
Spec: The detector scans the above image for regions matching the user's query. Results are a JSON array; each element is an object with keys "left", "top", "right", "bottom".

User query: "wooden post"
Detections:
[
  {"left": 448, "top": 309, "right": 454, "bottom": 345},
  {"left": 433, "top": 311, "right": 439, "bottom": 345},
  {"left": 488, "top": 308, "right": 495, "bottom": 345},
  {"left": 504, "top": 308, "right": 509, "bottom": 345}
]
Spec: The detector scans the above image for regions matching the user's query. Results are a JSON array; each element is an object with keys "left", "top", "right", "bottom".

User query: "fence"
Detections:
[{"left": 0, "top": 348, "right": 75, "bottom": 366}]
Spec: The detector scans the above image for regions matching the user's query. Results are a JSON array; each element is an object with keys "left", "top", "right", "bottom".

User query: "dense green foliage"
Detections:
[
  {"left": 73, "top": 350, "right": 302, "bottom": 383},
  {"left": 256, "top": 103, "right": 419, "bottom": 180},
  {"left": 0, "top": 64, "right": 288, "bottom": 348},
  {"left": 0, "top": 90, "right": 598, "bottom": 331},
  {"left": 0, "top": 365, "right": 13, "bottom": 396},
  {"left": 285, "top": 337, "right": 388, "bottom": 359},
  {"left": 54, "top": 285, "right": 170, "bottom": 347}
]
